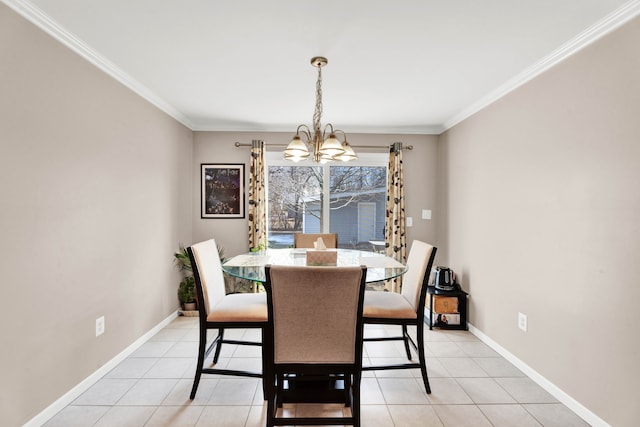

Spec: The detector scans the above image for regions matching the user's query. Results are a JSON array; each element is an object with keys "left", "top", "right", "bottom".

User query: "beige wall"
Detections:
[
  {"left": 0, "top": 5, "right": 193, "bottom": 426},
  {"left": 437, "top": 17, "right": 640, "bottom": 427},
  {"left": 193, "top": 132, "right": 439, "bottom": 258}
]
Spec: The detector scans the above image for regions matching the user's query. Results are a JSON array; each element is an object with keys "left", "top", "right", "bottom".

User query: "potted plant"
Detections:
[
  {"left": 174, "top": 246, "right": 192, "bottom": 274},
  {"left": 174, "top": 246, "right": 197, "bottom": 313},
  {"left": 178, "top": 276, "right": 197, "bottom": 311}
]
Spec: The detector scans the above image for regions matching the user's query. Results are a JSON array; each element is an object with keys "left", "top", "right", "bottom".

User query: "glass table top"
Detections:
[{"left": 222, "top": 248, "right": 407, "bottom": 283}]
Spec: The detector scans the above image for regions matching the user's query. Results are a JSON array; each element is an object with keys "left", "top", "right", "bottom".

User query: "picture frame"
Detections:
[{"left": 201, "top": 163, "right": 245, "bottom": 219}]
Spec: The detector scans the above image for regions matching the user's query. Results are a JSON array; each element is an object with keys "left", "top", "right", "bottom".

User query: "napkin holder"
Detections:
[{"left": 306, "top": 249, "right": 338, "bottom": 266}]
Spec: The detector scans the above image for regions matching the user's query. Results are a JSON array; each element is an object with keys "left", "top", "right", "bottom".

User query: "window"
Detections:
[{"left": 266, "top": 152, "right": 387, "bottom": 250}]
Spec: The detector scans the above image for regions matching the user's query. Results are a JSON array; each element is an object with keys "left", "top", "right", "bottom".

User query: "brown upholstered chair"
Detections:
[
  {"left": 293, "top": 232, "right": 338, "bottom": 249},
  {"left": 362, "top": 240, "right": 437, "bottom": 393},
  {"left": 186, "top": 239, "right": 268, "bottom": 399},
  {"left": 264, "top": 265, "right": 367, "bottom": 427}
]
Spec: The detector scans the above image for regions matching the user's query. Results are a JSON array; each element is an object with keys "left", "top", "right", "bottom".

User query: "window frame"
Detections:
[{"left": 265, "top": 151, "right": 388, "bottom": 236}]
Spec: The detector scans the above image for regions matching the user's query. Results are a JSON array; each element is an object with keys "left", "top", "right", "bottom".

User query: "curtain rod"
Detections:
[{"left": 233, "top": 142, "right": 413, "bottom": 150}]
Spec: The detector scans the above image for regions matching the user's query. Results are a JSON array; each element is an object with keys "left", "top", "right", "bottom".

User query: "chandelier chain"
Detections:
[{"left": 313, "top": 65, "right": 323, "bottom": 132}]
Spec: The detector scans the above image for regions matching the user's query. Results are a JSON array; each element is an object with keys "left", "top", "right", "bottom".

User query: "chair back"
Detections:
[
  {"left": 265, "top": 265, "right": 366, "bottom": 364},
  {"left": 293, "top": 233, "right": 338, "bottom": 249},
  {"left": 400, "top": 240, "right": 437, "bottom": 312},
  {"left": 187, "top": 239, "right": 226, "bottom": 316}
]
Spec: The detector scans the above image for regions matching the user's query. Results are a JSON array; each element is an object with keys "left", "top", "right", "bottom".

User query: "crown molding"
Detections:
[
  {"left": 191, "top": 122, "right": 444, "bottom": 135},
  {"left": 442, "top": 0, "right": 640, "bottom": 133},
  {"left": 2, "top": 0, "right": 195, "bottom": 129}
]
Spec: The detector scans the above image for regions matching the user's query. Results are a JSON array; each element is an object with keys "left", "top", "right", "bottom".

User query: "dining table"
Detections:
[
  {"left": 221, "top": 247, "right": 407, "bottom": 404},
  {"left": 221, "top": 247, "right": 407, "bottom": 284}
]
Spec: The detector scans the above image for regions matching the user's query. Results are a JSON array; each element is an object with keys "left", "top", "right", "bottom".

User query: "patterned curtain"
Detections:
[
  {"left": 248, "top": 139, "right": 266, "bottom": 251},
  {"left": 384, "top": 142, "right": 407, "bottom": 292}
]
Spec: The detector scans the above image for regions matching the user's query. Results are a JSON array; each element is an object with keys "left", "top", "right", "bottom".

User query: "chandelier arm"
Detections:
[
  {"left": 321, "top": 123, "right": 336, "bottom": 139},
  {"left": 295, "top": 124, "right": 313, "bottom": 141},
  {"left": 329, "top": 127, "right": 347, "bottom": 141}
]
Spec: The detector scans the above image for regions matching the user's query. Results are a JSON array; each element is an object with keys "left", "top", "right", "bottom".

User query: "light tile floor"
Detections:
[{"left": 44, "top": 316, "right": 590, "bottom": 427}]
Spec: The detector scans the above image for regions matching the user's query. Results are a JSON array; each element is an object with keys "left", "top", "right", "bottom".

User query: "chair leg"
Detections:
[
  {"left": 212, "top": 328, "right": 225, "bottom": 363},
  {"left": 402, "top": 324, "right": 412, "bottom": 360},
  {"left": 266, "top": 370, "right": 277, "bottom": 427},
  {"left": 353, "top": 371, "right": 361, "bottom": 427},
  {"left": 416, "top": 320, "right": 431, "bottom": 394},
  {"left": 343, "top": 374, "right": 352, "bottom": 407},
  {"left": 266, "top": 385, "right": 276, "bottom": 427},
  {"left": 190, "top": 325, "right": 207, "bottom": 399},
  {"left": 276, "top": 374, "right": 285, "bottom": 408},
  {"left": 261, "top": 328, "right": 270, "bottom": 399}
]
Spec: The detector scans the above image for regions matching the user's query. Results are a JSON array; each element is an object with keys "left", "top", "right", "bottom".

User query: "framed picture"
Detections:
[{"left": 201, "top": 163, "right": 245, "bottom": 219}]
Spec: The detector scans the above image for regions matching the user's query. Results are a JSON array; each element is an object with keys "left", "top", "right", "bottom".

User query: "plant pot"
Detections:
[{"left": 183, "top": 302, "right": 196, "bottom": 311}]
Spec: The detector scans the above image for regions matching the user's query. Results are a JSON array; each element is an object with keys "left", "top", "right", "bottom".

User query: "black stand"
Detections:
[{"left": 426, "top": 286, "right": 468, "bottom": 330}]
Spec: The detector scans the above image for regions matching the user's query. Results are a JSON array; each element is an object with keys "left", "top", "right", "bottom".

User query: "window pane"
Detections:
[
  {"left": 267, "top": 165, "right": 322, "bottom": 248},
  {"left": 329, "top": 166, "right": 386, "bottom": 250}
]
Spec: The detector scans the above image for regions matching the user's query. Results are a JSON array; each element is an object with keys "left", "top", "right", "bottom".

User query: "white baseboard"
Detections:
[
  {"left": 24, "top": 310, "right": 179, "bottom": 427},
  {"left": 468, "top": 323, "right": 610, "bottom": 427}
]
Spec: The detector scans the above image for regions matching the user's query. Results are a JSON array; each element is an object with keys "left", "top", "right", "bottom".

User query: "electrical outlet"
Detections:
[
  {"left": 518, "top": 312, "right": 527, "bottom": 332},
  {"left": 406, "top": 217, "right": 413, "bottom": 227},
  {"left": 96, "top": 316, "right": 105, "bottom": 336}
]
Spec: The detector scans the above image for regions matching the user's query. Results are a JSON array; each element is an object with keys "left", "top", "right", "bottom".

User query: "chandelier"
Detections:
[{"left": 283, "top": 56, "right": 357, "bottom": 163}]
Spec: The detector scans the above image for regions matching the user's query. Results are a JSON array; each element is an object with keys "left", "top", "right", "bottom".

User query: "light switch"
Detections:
[
  {"left": 422, "top": 209, "right": 432, "bottom": 220},
  {"left": 96, "top": 316, "right": 105, "bottom": 336},
  {"left": 406, "top": 217, "right": 413, "bottom": 227}
]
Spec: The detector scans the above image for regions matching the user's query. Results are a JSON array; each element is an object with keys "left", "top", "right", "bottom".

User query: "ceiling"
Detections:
[{"left": 6, "top": 0, "right": 639, "bottom": 134}]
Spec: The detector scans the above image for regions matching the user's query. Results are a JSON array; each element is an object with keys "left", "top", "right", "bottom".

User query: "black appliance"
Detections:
[{"left": 434, "top": 266, "right": 456, "bottom": 291}]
